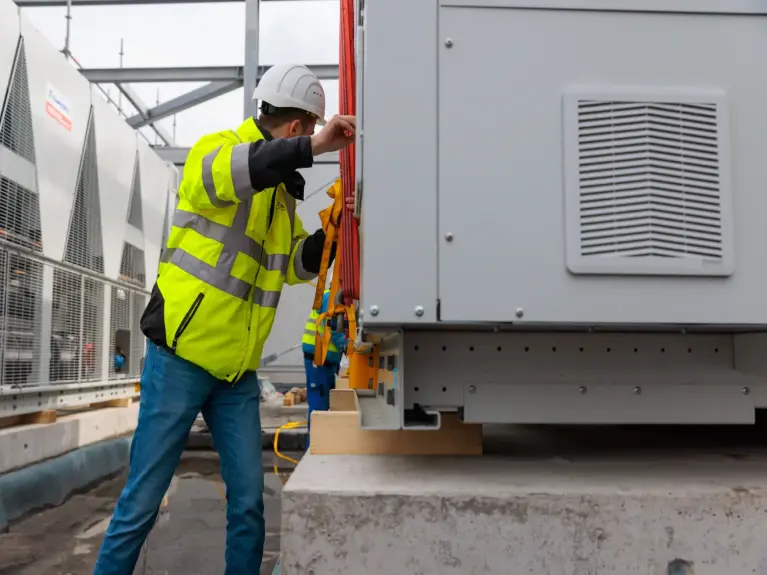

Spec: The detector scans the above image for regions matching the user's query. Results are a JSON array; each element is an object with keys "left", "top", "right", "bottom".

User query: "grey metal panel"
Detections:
[
  {"left": 21, "top": 15, "right": 92, "bottom": 264},
  {"left": 361, "top": 0, "right": 438, "bottom": 325},
  {"left": 439, "top": 0, "right": 767, "bottom": 14},
  {"left": 436, "top": 5, "right": 767, "bottom": 325},
  {"left": 403, "top": 331, "right": 738, "bottom": 408},
  {"left": 396, "top": 330, "right": 765, "bottom": 424},
  {"left": 90, "top": 86, "right": 137, "bottom": 281},
  {"left": 0, "top": 147, "right": 35, "bottom": 192},
  {"left": 462, "top": 382, "right": 755, "bottom": 424},
  {"left": 0, "top": 0, "right": 19, "bottom": 102}
]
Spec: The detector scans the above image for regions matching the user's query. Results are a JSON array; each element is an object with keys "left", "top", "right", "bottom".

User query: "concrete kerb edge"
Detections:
[{"left": 0, "top": 435, "right": 133, "bottom": 532}]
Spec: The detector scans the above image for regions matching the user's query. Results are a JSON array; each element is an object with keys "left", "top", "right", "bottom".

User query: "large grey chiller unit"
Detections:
[
  {"left": 0, "top": 0, "right": 178, "bottom": 416},
  {"left": 354, "top": 0, "right": 767, "bottom": 427}
]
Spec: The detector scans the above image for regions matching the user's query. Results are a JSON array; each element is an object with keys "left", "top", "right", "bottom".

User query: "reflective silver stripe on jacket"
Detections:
[
  {"left": 161, "top": 191, "right": 297, "bottom": 305},
  {"left": 201, "top": 143, "right": 259, "bottom": 207}
]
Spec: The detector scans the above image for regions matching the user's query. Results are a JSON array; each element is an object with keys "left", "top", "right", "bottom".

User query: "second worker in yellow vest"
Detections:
[{"left": 92, "top": 64, "right": 357, "bottom": 575}]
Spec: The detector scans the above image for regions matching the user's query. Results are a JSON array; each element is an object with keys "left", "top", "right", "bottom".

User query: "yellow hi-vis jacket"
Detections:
[
  {"left": 301, "top": 288, "right": 344, "bottom": 365},
  {"left": 140, "top": 118, "right": 327, "bottom": 382}
]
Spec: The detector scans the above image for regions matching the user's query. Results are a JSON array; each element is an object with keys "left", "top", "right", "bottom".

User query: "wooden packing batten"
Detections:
[
  {"left": 309, "top": 387, "right": 483, "bottom": 456},
  {"left": 0, "top": 396, "right": 136, "bottom": 429}
]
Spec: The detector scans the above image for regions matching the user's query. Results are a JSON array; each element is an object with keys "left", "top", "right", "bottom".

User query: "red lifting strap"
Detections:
[{"left": 339, "top": 0, "right": 360, "bottom": 303}]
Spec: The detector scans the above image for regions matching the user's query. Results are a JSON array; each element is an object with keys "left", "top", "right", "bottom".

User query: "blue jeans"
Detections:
[
  {"left": 304, "top": 358, "right": 336, "bottom": 447},
  {"left": 93, "top": 342, "right": 264, "bottom": 575}
]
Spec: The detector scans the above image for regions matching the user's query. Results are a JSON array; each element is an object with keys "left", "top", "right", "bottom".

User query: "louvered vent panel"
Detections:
[
  {"left": 564, "top": 90, "right": 732, "bottom": 276},
  {"left": 0, "top": 177, "right": 43, "bottom": 252},
  {"left": 119, "top": 242, "right": 146, "bottom": 288},
  {"left": 64, "top": 114, "right": 104, "bottom": 273},
  {"left": 0, "top": 40, "right": 35, "bottom": 163}
]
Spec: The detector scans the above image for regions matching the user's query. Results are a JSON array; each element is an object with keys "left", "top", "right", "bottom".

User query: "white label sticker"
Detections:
[{"left": 45, "top": 83, "right": 73, "bottom": 131}]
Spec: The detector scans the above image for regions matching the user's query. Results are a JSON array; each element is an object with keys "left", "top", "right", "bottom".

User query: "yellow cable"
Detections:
[{"left": 273, "top": 420, "right": 307, "bottom": 466}]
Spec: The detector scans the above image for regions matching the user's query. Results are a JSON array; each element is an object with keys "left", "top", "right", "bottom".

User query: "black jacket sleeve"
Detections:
[
  {"left": 247, "top": 136, "right": 313, "bottom": 192},
  {"left": 300, "top": 228, "right": 337, "bottom": 275}
]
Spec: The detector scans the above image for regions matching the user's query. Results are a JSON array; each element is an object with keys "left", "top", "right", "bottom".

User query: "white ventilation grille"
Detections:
[
  {"left": 563, "top": 87, "right": 733, "bottom": 276},
  {"left": 64, "top": 112, "right": 104, "bottom": 273}
]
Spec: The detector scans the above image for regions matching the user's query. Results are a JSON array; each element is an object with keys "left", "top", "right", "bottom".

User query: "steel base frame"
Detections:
[
  {"left": 0, "top": 378, "right": 139, "bottom": 418},
  {"left": 356, "top": 330, "right": 767, "bottom": 430}
]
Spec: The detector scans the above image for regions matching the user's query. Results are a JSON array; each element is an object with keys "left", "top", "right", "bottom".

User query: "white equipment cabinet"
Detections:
[
  {"left": 0, "top": 0, "right": 178, "bottom": 416},
  {"left": 355, "top": 0, "right": 767, "bottom": 427}
]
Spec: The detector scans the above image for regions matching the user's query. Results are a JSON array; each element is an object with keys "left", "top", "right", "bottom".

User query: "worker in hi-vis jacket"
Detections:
[
  {"left": 92, "top": 64, "right": 356, "bottom": 575},
  {"left": 302, "top": 287, "right": 348, "bottom": 445}
]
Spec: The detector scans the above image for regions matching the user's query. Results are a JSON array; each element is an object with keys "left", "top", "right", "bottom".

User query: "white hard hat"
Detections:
[{"left": 253, "top": 64, "right": 326, "bottom": 126}]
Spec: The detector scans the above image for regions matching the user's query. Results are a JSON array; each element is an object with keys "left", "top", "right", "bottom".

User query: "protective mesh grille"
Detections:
[
  {"left": 130, "top": 292, "right": 145, "bottom": 375},
  {"left": 108, "top": 286, "right": 143, "bottom": 379},
  {"left": 50, "top": 270, "right": 104, "bottom": 383},
  {"left": 64, "top": 114, "right": 104, "bottom": 273},
  {"left": 0, "top": 177, "right": 43, "bottom": 252},
  {"left": 0, "top": 248, "right": 43, "bottom": 387},
  {"left": 119, "top": 243, "right": 146, "bottom": 288},
  {"left": 0, "top": 40, "right": 35, "bottom": 163},
  {"left": 127, "top": 153, "right": 143, "bottom": 230}
]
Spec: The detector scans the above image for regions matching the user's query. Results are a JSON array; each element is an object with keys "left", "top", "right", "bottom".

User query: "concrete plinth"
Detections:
[{"left": 282, "top": 452, "right": 767, "bottom": 575}]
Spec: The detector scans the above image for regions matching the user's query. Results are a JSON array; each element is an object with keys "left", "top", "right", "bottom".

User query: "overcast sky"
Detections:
[{"left": 22, "top": 0, "right": 340, "bottom": 146}]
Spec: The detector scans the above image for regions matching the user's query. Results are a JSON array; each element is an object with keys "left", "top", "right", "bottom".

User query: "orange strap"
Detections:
[
  {"left": 312, "top": 179, "right": 357, "bottom": 367},
  {"left": 313, "top": 179, "right": 343, "bottom": 311}
]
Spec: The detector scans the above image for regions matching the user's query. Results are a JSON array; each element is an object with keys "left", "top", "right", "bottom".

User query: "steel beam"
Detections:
[
  {"left": 154, "top": 147, "right": 340, "bottom": 167},
  {"left": 80, "top": 64, "right": 338, "bottom": 85},
  {"left": 116, "top": 83, "right": 176, "bottom": 146},
  {"left": 127, "top": 80, "right": 242, "bottom": 129},
  {"left": 244, "top": 0, "right": 260, "bottom": 120},
  {"left": 0, "top": 380, "right": 140, "bottom": 418},
  {"left": 15, "top": 0, "right": 323, "bottom": 5},
  {"left": 81, "top": 66, "right": 243, "bottom": 84}
]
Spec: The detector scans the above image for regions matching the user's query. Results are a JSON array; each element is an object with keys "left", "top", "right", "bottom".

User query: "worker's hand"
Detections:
[
  {"left": 311, "top": 115, "right": 356, "bottom": 156},
  {"left": 345, "top": 191, "right": 356, "bottom": 212}
]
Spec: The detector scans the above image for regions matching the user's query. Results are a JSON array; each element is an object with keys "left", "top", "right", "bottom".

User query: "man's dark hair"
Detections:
[{"left": 258, "top": 102, "right": 314, "bottom": 131}]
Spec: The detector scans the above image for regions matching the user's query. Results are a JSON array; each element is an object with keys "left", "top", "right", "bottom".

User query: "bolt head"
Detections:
[
  {"left": 445, "top": 232, "right": 454, "bottom": 242},
  {"left": 515, "top": 308, "right": 524, "bottom": 318},
  {"left": 743, "top": 386, "right": 751, "bottom": 396},
  {"left": 414, "top": 306, "right": 424, "bottom": 317},
  {"left": 468, "top": 385, "right": 477, "bottom": 394},
  {"left": 445, "top": 38, "right": 454, "bottom": 48},
  {"left": 578, "top": 386, "right": 587, "bottom": 394},
  {"left": 370, "top": 305, "right": 379, "bottom": 316},
  {"left": 633, "top": 386, "right": 642, "bottom": 395}
]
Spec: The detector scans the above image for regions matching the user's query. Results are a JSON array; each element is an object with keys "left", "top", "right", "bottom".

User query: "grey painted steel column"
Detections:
[{"left": 243, "top": 0, "right": 260, "bottom": 120}]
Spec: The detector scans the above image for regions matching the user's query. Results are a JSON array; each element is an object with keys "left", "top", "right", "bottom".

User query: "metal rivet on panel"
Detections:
[
  {"left": 445, "top": 232, "right": 454, "bottom": 242},
  {"left": 743, "top": 387, "right": 751, "bottom": 396},
  {"left": 445, "top": 38, "right": 454, "bottom": 48},
  {"left": 468, "top": 385, "right": 477, "bottom": 394},
  {"left": 414, "top": 306, "right": 424, "bottom": 317},
  {"left": 370, "top": 305, "right": 379, "bottom": 316},
  {"left": 579, "top": 386, "right": 587, "bottom": 394},
  {"left": 515, "top": 308, "right": 524, "bottom": 318},
  {"left": 633, "top": 386, "right": 642, "bottom": 395}
]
